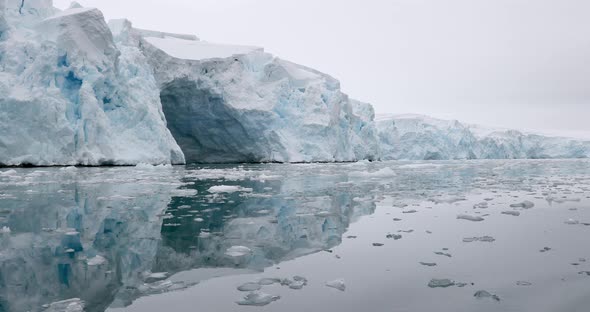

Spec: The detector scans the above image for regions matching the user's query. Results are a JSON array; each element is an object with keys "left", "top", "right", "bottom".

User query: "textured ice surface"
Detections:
[
  {"left": 325, "top": 279, "right": 346, "bottom": 291},
  {"left": 1, "top": 2, "right": 379, "bottom": 166},
  {"left": 236, "top": 291, "right": 280, "bottom": 306},
  {"left": 0, "top": 4, "right": 184, "bottom": 166},
  {"left": 138, "top": 26, "right": 380, "bottom": 163},
  {"left": 377, "top": 114, "right": 590, "bottom": 160}
]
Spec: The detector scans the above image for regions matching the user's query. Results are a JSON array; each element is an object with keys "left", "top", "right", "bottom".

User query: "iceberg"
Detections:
[
  {"left": 0, "top": 1, "right": 379, "bottom": 166},
  {"left": 377, "top": 114, "right": 590, "bottom": 160}
]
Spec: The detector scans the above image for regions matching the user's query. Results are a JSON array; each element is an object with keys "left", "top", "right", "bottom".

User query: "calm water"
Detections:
[{"left": 1, "top": 160, "right": 589, "bottom": 312}]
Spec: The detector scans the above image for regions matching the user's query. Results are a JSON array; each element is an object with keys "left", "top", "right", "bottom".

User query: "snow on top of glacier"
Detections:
[
  {"left": 43, "top": 7, "right": 95, "bottom": 21},
  {"left": 144, "top": 36, "right": 262, "bottom": 61}
]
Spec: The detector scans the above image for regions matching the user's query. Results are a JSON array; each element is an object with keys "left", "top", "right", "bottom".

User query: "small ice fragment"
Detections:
[
  {"left": 237, "top": 282, "right": 261, "bottom": 292},
  {"left": 473, "top": 202, "right": 489, "bottom": 209},
  {"left": 402, "top": 209, "right": 417, "bottom": 214},
  {"left": 457, "top": 214, "right": 485, "bottom": 222},
  {"left": 428, "top": 279, "right": 455, "bottom": 288},
  {"left": 145, "top": 272, "right": 169, "bottom": 283},
  {"left": 326, "top": 279, "right": 346, "bottom": 291},
  {"left": 434, "top": 251, "right": 452, "bottom": 258},
  {"left": 516, "top": 281, "right": 532, "bottom": 286},
  {"left": 87, "top": 255, "right": 107, "bottom": 266},
  {"left": 258, "top": 278, "right": 281, "bottom": 285},
  {"left": 236, "top": 291, "right": 280, "bottom": 306},
  {"left": 474, "top": 290, "right": 501, "bottom": 301},
  {"left": 578, "top": 271, "right": 590, "bottom": 276},
  {"left": 420, "top": 262, "right": 437, "bottom": 267},
  {"left": 539, "top": 247, "right": 552, "bottom": 253},
  {"left": 463, "top": 236, "right": 495, "bottom": 243},
  {"left": 194, "top": 218, "right": 204, "bottom": 222},
  {"left": 565, "top": 219, "right": 580, "bottom": 225},
  {"left": 289, "top": 280, "right": 306, "bottom": 290},
  {"left": 393, "top": 218, "right": 402, "bottom": 221},
  {"left": 225, "top": 246, "right": 252, "bottom": 257},
  {"left": 501, "top": 211, "right": 520, "bottom": 216},
  {"left": 0, "top": 226, "right": 10, "bottom": 234},
  {"left": 386, "top": 234, "right": 402, "bottom": 240},
  {"left": 208, "top": 185, "right": 253, "bottom": 193},
  {"left": 510, "top": 201, "right": 534, "bottom": 209},
  {"left": 372, "top": 243, "right": 384, "bottom": 247},
  {"left": 346, "top": 235, "right": 357, "bottom": 239}
]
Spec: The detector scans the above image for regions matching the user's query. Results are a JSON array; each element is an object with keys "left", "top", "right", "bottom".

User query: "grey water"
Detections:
[{"left": 1, "top": 160, "right": 590, "bottom": 312}]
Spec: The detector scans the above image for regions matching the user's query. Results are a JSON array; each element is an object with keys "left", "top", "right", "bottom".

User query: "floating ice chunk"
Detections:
[
  {"left": 463, "top": 236, "right": 495, "bottom": 243},
  {"left": 236, "top": 291, "right": 280, "bottom": 306},
  {"left": 457, "top": 214, "right": 485, "bottom": 222},
  {"left": 473, "top": 202, "right": 489, "bottom": 209},
  {"left": 419, "top": 262, "right": 437, "bottom": 267},
  {"left": 474, "top": 290, "right": 501, "bottom": 301},
  {"left": 578, "top": 271, "right": 590, "bottom": 276},
  {"left": 510, "top": 200, "right": 535, "bottom": 209},
  {"left": 194, "top": 218, "right": 204, "bottom": 222},
  {"left": 434, "top": 251, "right": 452, "bottom": 258},
  {"left": 0, "top": 226, "right": 10, "bottom": 234},
  {"left": 428, "top": 279, "right": 455, "bottom": 288},
  {"left": 402, "top": 209, "right": 418, "bottom": 214},
  {"left": 258, "top": 278, "right": 281, "bottom": 285},
  {"left": 516, "top": 281, "right": 532, "bottom": 286},
  {"left": 386, "top": 234, "right": 402, "bottom": 240},
  {"left": 564, "top": 219, "right": 580, "bottom": 225},
  {"left": 501, "top": 211, "right": 520, "bottom": 216},
  {"left": 208, "top": 185, "right": 253, "bottom": 193},
  {"left": 43, "top": 298, "right": 85, "bottom": 312},
  {"left": 432, "top": 197, "right": 467, "bottom": 204},
  {"left": 145, "top": 272, "right": 169, "bottom": 283},
  {"left": 372, "top": 243, "right": 384, "bottom": 247},
  {"left": 87, "top": 255, "right": 107, "bottom": 266},
  {"left": 237, "top": 282, "right": 261, "bottom": 292},
  {"left": 225, "top": 246, "right": 252, "bottom": 257},
  {"left": 539, "top": 247, "right": 552, "bottom": 253},
  {"left": 135, "top": 163, "right": 173, "bottom": 170},
  {"left": 326, "top": 279, "right": 346, "bottom": 291},
  {"left": 0, "top": 170, "right": 17, "bottom": 176}
]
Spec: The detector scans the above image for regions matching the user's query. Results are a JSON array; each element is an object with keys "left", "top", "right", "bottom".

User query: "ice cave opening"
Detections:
[{"left": 160, "top": 78, "right": 269, "bottom": 163}]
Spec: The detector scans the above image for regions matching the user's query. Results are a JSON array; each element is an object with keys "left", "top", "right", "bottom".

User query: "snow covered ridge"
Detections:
[
  {"left": 377, "top": 114, "right": 590, "bottom": 160},
  {"left": 0, "top": 1, "right": 379, "bottom": 166}
]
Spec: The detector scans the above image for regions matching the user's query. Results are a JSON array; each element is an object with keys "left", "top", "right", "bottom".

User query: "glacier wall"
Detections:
[
  {"left": 377, "top": 114, "right": 590, "bottom": 160},
  {"left": 0, "top": 2, "right": 185, "bottom": 166},
  {"left": 0, "top": 1, "right": 380, "bottom": 166},
  {"left": 123, "top": 22, "right": 379, "bottom": 163}
]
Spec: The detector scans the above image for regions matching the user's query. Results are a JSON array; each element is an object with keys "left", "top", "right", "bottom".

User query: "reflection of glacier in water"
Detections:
[
  {"left": 0, "top": 164, "right": 377, "bottom": 312},
  {"left": 2, "top": 160, "right": 590, "bottom": 312}
]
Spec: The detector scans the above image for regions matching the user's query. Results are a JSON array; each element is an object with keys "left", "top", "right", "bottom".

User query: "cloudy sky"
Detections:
[{"left": 54, "top": 0, "right": 590, "bottom": 137}]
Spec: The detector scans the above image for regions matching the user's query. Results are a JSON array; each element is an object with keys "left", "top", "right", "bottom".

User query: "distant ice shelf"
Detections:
[{"left": 377, "top": 114, "right": 590, "bottom": 160}]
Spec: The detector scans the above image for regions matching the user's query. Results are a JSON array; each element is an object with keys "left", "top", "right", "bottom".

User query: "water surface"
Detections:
[{"left": 1, "top": 160, "right": 589, "bottom": 311}]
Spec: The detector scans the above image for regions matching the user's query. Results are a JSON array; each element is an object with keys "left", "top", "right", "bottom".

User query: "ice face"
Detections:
[
  {"left": 138, "top": 30, "right": 379, "bottom": 163},
  {"left": 0, "top": 5, "right": 184, "bottom": 166},
  {"left": 377, "top": 114, "right": 590, "bottom": 160},
  {"left": 1, "top": 1, "right": 380, "bottom": 166}
]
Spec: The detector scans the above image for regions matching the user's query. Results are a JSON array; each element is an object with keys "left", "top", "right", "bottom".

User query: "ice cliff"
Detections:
[
  {"left": 377, "top": 114, "right": 590, "bottom": 160},
  {"left": 0, "top": 1, "right": 379, "bottom": 165}
]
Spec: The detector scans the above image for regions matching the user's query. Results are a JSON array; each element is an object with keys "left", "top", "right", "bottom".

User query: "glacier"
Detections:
[
  {"left": 377, "top": 114, "right": 590, "bottom": 160},
  {"left": 0, "top": 1, "right": 379, "bottom": 166},
  {"left": 0, "top": 1, "right": 185, "bottom": 166}
]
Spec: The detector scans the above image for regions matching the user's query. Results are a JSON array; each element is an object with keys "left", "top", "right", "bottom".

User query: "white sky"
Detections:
[{"left": 54, "top": 0, "right": 590, "bottom": 136}]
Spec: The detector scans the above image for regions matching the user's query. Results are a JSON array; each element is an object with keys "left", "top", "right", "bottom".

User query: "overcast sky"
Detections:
[{"left": 54, "top": 0, "right": 590, "bottom": 137}]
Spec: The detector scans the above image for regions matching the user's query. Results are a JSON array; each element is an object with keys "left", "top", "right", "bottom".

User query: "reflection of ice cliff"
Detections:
[{"left": 0, "top": 165, "right": 376, "bottom": 311}]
